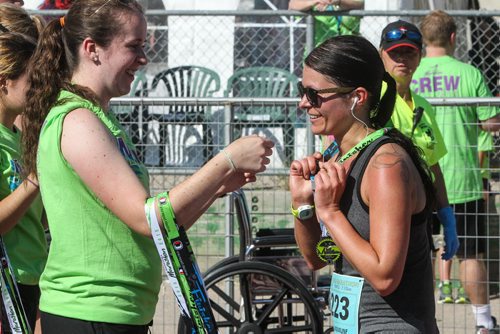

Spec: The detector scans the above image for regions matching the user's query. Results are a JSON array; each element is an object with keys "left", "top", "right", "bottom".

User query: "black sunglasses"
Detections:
[
  {"left": 384, "top": 29, "right": 422, "bottom": 43},
  {"left": 297, "top": 82, "right": 355, "bottom": 107}
]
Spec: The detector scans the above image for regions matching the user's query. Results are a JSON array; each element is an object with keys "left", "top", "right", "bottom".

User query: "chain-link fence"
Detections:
[
  {"left": 30, "top": 8, "right": 500, "bottom": 333},
  {"left": 31, "top": 8, "right": 499, "bottom": 94},
  {"left": 30, "top": 8, "right": 500, "bottom": 169},
  {"left": 140, "top": 9, "right": 498, "bottom": 95}
]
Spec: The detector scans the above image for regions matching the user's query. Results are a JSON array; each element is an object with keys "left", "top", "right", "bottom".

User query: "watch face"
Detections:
[{"left": 298, "top": 208, "right": 313, "bottom": 220}]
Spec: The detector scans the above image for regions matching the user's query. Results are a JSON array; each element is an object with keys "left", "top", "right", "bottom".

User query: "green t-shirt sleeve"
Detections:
[
  {"left": 414, "top": 95, "right": 447, "bottom": 166},
  {"left": 0, "top": 150, "right": 9, "bottom": 195},
  {"left": 478, "top": 130, "right": 494, "bottom": 152},
  {"left": 474, "top": 70, "right": 499, "bottom": 121}
]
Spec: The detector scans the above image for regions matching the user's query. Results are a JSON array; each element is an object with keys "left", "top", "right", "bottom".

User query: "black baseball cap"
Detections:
[{"left": 380, "top": 20, "right": 423, "bottom": 52}]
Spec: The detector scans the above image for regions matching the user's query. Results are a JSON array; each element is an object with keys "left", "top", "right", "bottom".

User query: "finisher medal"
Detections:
[
  {"left": 316, "top": 237, "right": 341, "bottom": 264},
  {"left": 311, "top": 129, "right": 388, "bottom": 266}
]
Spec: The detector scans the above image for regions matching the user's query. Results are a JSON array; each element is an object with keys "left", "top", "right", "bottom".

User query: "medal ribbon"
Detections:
[
  {"left": 146, "top": 195, "right": 219, "bottom": 334},
  {"left": 0, "top": 237, "right": 32, "bottom": 333},
  {"left": 312, "top": 128, "right": 388, "bottom": 263}
]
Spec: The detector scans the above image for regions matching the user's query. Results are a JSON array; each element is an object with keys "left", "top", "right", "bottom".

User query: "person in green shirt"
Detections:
[
  {"left": 0, "top": 5, "right": 47, "bottom": 333},
  {"left": 411, "top": 10, "right": 500, "bottom": 332},
  {"left": 288, "top": 0, "right": 364, "bottom": 55},
  {"left": 20, "top": 1, "right": 274, "bottom": 333},
  {"left": 378, "top": 20, "right": 461, "bottom": 309},
  {"left": 379, "top": 20, "right": 458, "bottom": 264}
]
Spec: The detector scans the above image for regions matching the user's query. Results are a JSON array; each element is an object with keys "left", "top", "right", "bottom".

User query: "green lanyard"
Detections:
[
  {"left": 146, "top": 195, "right": 218, "bottom": 334},
  {"left": 315, "top": 127, "right": 389, "bottom": 265},
  {"left": 337, "top": 128, "right": 388, "bottom": 164}
]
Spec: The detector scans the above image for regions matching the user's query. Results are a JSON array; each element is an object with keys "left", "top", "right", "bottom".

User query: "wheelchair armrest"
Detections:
[{"left": 254, "top": 228, "right": 296, "bottom": 247}]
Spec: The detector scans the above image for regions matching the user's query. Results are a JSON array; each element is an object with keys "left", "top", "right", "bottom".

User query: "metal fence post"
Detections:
[
  {"left": 305, "top": 14, "right": 315, "bottom": 155},
  {"left": 224, "top": 102, "right": 235, "bottom": 261}
]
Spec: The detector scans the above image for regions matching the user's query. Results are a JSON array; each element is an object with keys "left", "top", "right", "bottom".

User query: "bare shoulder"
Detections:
[
  {"left": 62, "top": 108, "right": 112, "bottom": 142},
  {"left": 63, "top": 107, "right": 102, "bottom": 128},
  {"left": 361, "top": 142, "right": 426, "bottom": 212},
  {"left": 367, "top": 142, "right": 412, "bottom": 173},
  {"left": 362, "top": 141, "right": 420, "bottom": 192},
  {"left": 61, "top": 108, "right": 116, "bottom": 162}
]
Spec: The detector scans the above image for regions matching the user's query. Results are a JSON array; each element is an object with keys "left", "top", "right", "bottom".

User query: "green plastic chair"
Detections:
[
  {"left": 148, "top": 65, "right": 221, "bottom": 166},
  {"left": 224, "top": 66, "right": 299, "bottom": 165}
]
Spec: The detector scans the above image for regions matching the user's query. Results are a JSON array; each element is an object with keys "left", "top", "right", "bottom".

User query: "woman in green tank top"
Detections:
[
  {"left": 0, "top": 5, "right": 47, "bottom": 334},
  {"left": 20, "top": 1, "right": 274, "bottom": 333}
]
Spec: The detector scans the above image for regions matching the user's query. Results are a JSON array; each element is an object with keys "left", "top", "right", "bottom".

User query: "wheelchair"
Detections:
[{"left": 177, "top": 189, "right": 333, "bottom": 334}]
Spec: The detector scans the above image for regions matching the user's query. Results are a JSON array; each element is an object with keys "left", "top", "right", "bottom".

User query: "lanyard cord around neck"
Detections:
[
  {"left": 313, "top": 127, "right": 389, "bottom": 239},
  {"left": 326, "top": 128, "right": 388, "bottom": 164}
]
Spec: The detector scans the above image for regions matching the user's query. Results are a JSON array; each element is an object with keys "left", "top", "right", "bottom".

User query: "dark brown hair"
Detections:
[
  {"left": 305, "top": 35, "right": 397, "bottom": 128},
  {"left": 0, "top": 4, "right": 42, "bottom": 80},
  {"left": 0, "top": 32, "right": 36, "bottom": 81}
]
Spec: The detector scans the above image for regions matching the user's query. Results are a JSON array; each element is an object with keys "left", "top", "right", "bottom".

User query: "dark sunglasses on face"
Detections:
[
  {"left": 297, "top": 82, "right": 355, "bottom": 107},
  {"left": 384, "top": 29, "right": 422, "bottom": 43}
]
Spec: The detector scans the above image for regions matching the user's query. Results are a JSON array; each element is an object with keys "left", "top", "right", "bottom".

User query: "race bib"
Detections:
[{"left": 329, "top": 272, "right": 364, "bottom": 333}]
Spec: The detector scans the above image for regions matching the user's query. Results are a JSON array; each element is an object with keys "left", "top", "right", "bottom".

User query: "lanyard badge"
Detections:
[{"left": 312, "top": 139, "right": 340, "bottom": 265}]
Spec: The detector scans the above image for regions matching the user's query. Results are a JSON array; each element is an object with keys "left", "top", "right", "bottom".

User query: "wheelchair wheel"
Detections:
[
  {"left": 177, "top": 260, "right": 323, "bottom": 333},
  {"left": 205, "top": 255, "right": 239, "bottom": 273}
]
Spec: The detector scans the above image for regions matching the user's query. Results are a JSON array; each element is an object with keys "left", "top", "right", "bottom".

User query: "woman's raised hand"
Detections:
[
  {"left": 224, "top": 135, "right": 274, "bottom": 173},
  {"left": 313, "top": 159, "right": 348, "bottom": 217},
  {"left": 289, "top": 152, "right": 322, "bottom": 204}
]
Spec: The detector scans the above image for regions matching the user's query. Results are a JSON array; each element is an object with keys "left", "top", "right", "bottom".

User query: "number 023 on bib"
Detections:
[{"left": 329, "top": 272, "right": 364, "bottom": 333}]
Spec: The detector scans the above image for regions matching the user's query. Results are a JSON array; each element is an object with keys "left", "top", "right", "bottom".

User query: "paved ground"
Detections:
[{"left": 151, "top": 284, "right": 499, "bottom": 333}]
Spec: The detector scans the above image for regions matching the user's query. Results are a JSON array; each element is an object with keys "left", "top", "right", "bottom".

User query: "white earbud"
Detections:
[{"left": 351, "top": 96, "right": 359, "bottom": 111}]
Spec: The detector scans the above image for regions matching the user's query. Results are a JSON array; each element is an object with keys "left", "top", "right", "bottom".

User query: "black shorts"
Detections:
[
  {"left": 40, "top": 312, "right": 151, "bottom": 334},
  {"left": 430, "top": 213, "right": 441, "bottom": 252},
  {"left": 431, "top": 213, "right": 441, "bottom": 235},
  {"left": 0, "top": 283, "right": 40, "bottom": 333},
  {"left": 453, "top": 199, "right": 486, "bottom": 259}
]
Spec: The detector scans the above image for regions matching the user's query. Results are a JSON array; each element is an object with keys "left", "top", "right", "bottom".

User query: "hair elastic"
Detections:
[
  {"left": 26, "top": 178, "right": 39, "bottom": 188},
  {"left": 221, "top": 149, "right": 236, "bottom": 172},
  {"left": 59, "top": 16, "right": 65, "bottom": 28}
]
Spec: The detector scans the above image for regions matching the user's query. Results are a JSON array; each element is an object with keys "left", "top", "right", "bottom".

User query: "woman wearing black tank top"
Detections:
[{"left": 290, "top": 35, "right": 439, "bottom": 333}]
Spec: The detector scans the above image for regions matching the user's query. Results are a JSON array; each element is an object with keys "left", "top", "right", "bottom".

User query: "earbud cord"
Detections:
[{"left": 350, "top": 100, "right": 369, "bottom": 139}]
